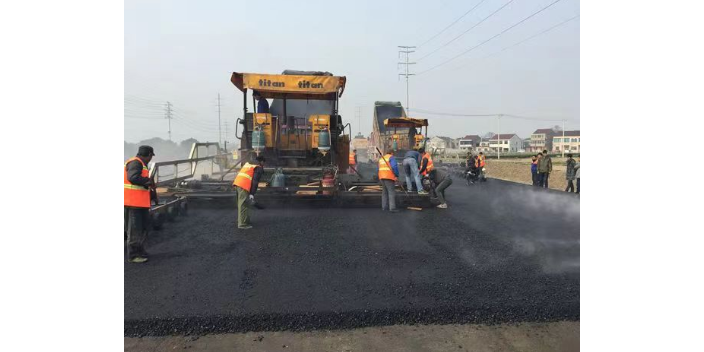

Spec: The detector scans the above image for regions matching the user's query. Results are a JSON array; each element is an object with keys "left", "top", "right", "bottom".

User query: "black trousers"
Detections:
[
  {"left": 539, "top": 172, "right": 550, "bottom": 188},
  {"left": 566, "top": 179, "right": 575, "bottom": 192},
  {"left": 577, "top": 178, "right": 580, "bottom": 193},
  {"left": 531, "top": 172, "right": 539, "bottom": 186},
  {"left": 125, "top": 207, "right": 150, "bottom": 259}
]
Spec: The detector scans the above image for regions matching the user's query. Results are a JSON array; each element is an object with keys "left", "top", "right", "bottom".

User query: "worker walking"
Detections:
[
  {"left": 348, "top": 149, "right": 357, "bottom": 174},
  {"left": 233, "top": 155, "right": 266, "bottom": 230},
  {"left": 378, "top": 152, "right": 400, "bottom": 212},
  {"left": 124, "top": 145, "right": 156, "bottom": 263},
  {"left": 429, "top": 168, "right": 453, "bottom": 209},
  {"left": 402, "top": 149, "right": 427, "bottom": 194}
]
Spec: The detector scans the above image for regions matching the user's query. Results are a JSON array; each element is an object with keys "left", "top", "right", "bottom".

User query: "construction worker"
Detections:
[
  {"left": 378, "top": 151, "right": 399, "bottom": 212},
  {"left": 124, "top": 145, "right": 156, "bottom": 263},
  {"left": 402, "top": 148, "right": 427, "bottom": 194},
  {"left": 478, "top": 152, "right": 486, "bottom": 181},
  {"left": 348, "top": 149, "right": 357, "bottom": 174},
  {"left": 418, "top": 148, "right": 434, "bottom": 177},
  {"left": 429, "top": 167, "right": 453, "bottom": 208},
  {"left": 253, "top": 90, "right": 269, "bottom": 114},
  {"left": 233, "top": 155, "right": 265, "bottom": 230}
]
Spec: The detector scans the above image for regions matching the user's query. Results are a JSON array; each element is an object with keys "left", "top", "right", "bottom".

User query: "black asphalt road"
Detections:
[{"left": 125, "top": 178, "right": 579, "bottom": 336}]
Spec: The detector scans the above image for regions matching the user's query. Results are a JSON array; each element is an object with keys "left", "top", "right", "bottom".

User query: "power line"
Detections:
[
  {"left": 487, "top": 14, "right": 578, "bottom": 59},
  {"left": 413, "top": 108, "right": 498, "bottom": 117},
  {"left": 450, "top": 14, "right": 580, "bottom": 71},
  {"left": 417, "top": 0, "right": 489, "bottom": 48},
  {"left": 413, "top": 108, "right": 577, "bottom": 122},
  {"left": 124, "top": 115, "right": 163, "bottom": 120},
  {"left": 417, "top": 0, "right": 514, "bottom": 62},
  {"left": 418, "top": 0, "right": 566, "bottom": 75}
]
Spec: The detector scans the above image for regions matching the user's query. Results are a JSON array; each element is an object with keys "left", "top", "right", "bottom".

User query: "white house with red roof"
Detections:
[
  {"left": 478, "top": 133, "right": 523, "bottom": 153},
  {"left": 552, "top": 131, "right": 580, "bottom": 153}
]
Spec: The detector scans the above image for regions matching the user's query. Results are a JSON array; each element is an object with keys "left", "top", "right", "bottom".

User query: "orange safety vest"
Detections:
[
  {"left": 474, "top": 157, "right": 480, "bottom": 168},
  {"left": 349, "top": 151, "right": 356, "bottom": 165},
  {"left": 479, "top": 155, "right": 486, "bottom": 167},
  {"left": 420, "top": 152, "right": 434, "bottom": 176},
  {"left": 378, "top": 154, "right": 397, "bottom": 181},
  {"left": 233, "top": 162, "right": 257, "bottom": 192},
  {"left": 124, "top": 157, "right": 151, "bottom": 208}
]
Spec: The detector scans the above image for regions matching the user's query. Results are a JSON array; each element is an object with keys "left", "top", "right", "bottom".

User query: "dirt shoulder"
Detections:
[
  {"left": 125, "top": 321, "right": 579, "bottom": 352},
  {"left": 485, "top": 157, "right": 576, "bottom": 191}
]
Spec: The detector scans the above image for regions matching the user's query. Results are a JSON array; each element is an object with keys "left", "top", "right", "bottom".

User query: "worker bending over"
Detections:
[
  {"left": 429, "top": 168, "right": 453, "bottom": 209},
  {"left": 124, "top": 145, "right": 156, "bottom": 263},
  {"left": 233, "top": 155, "right": 266, "bottom": 230},
  {"left": 378, "top": 152, "right": 400, "bottom": 212},
  {"left": 403, "top": 148, "right": 427, "bottom": 194}
]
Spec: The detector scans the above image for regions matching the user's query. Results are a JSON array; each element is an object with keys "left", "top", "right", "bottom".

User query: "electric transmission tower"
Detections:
[{"left": 398, "top": 46, "right": 416, "bottom": 114}]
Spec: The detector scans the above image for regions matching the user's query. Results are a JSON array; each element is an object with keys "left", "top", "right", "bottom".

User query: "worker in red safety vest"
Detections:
[
  {"left": 419, "top": 148, "right": 434, "bottom": 176},
  {"left": 348, "top": 149, "right": 357, "bottom": 174},
  {"left": 378, "top": 152, "right": 399, "bottom": 212},
  {"left": 124, "top": 145, "right": 156, "bottom": 263},
  {"left": 233, "top": 155, "right": 266, "bottom": 230},
  {"left": 478, "top": 152, "right": 486, "bottom": 181}
]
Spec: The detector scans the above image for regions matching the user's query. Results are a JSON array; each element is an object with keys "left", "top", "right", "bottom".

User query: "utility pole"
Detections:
[
  {"left": 165, "top": 101, "right": 173, "bottom": 141},
  {"left": 355, "top": 106, "right": 362, "bottom": 136},
  {"left": 224, "top": 121, "right": 229, "bottom": 145},
  {"left": 497, "top": 114, "right": 503, "bottom": 160},
  {"left": 217, "top": 93, "right": 222, "bottom": 149},
  {"left": 398, "top": 46, "right": 416, "bottom": 114}
]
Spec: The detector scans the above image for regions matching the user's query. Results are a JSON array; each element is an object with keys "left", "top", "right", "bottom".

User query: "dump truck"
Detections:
[{"left": 369, "top": 101, "right": 429, "bottom": 160}]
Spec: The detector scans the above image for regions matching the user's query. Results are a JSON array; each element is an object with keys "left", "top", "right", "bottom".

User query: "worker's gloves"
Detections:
[{"left": 249, "top": 195, "right": 255, "bottom": 202}]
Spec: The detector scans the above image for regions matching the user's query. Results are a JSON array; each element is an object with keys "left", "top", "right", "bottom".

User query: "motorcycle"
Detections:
[{"left": 465, "top": 167, "right": 487, "bottom": 185}]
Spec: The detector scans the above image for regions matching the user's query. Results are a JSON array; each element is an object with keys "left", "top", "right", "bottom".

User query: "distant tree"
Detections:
[
  {"left": 552, "top": 125, "right": 562, "bottom": 133},
  {"left": 180, "top": 138, "right": 199, "bottom": 149}
]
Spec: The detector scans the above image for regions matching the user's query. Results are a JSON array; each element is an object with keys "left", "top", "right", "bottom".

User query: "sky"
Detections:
[{"left": 125, "top": 0, "right": 580, "bottom": 144}]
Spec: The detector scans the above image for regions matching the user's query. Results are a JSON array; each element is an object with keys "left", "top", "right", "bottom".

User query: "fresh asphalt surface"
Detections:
[{"left": 124, "top": 176, "right": 580, "bottom": 336}]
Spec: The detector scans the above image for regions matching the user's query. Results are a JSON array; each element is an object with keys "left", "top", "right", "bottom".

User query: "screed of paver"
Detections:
[{"left": 124, "top": 321, "right": 579, "bottom": 352}]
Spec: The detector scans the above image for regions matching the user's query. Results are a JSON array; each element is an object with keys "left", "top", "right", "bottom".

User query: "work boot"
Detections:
[
  {"left": 239, "top": 225, "right": 253, "bottom": 230},
  {"left": 437, "top": 203, "right": 448, "bottom": 209},
  {"left": 129, "top": 256, "right": 149, "bottom": 263},
  {"left": 417, "top": 190, "right": 428, "bottom": 195}
]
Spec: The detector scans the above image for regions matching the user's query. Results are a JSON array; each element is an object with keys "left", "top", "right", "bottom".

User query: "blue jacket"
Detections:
[
  {"left": 388, "top": 155, "right": 399, "bottom": 177},
  {"left": 531, "top": 161, "right": 538, "bottom": 173},
  {"left": 257, "top": 99, "right": 270, "bottom": 114},
  {"left": 404, "top": 150, "right": 421, "bottom": 164}
]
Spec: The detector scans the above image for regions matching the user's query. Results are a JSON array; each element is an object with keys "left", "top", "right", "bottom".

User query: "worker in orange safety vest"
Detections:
[
  {"left": 233, "top": 155, "right": 266, "bottom": 230},
  {"left": 348, "top": 149, "right": 357, "bottom": 174},
  {"left": 378, "top": 152, "right": 399, "bottom": 212},
  {"left": 124, "top": 145, "right": 155, "bottom": 263}
]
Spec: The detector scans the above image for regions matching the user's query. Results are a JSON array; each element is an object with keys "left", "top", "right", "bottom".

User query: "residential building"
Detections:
[
  {"left": 427, "top": 136, "right": 457, "bottom": 153},
  {"left": 457, "top": 135, "right": 481, "bottom": 150},
  {"left": 528, "top": 128, "right": 557, "bottom": 152},
  {"left": 477, "top": 133, "right": 522, "bottom": 153},
  {"left": 552, "top": 131, "right": 580, "bottom": 153},
  {"left": 350, "top": 132, "right": 370, "bottom": 161}
]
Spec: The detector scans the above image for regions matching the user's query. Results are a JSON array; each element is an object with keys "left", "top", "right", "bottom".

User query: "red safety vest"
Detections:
[
  {"left": 349, "top": 151, "right": 356, "bottom": 165},
  {"left": 479, "top": 155, "right": 486, "bottom": 167},
  {"left": 124, "top": 157, "right": 151, "bottom": 208},
  {"left": 420, "top": 152, "right": 434, "bottom": 176},
  {"left": 233, "top": 162, "right": 257, "bottom": 192},
  {"left": 378, "top": 154, "right": 397, "bottom": 181}
]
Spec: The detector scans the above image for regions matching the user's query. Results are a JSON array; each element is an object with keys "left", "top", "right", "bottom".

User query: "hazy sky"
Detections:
[{"left": 125, "top": 0, "right": 579, "bottom": 144}]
